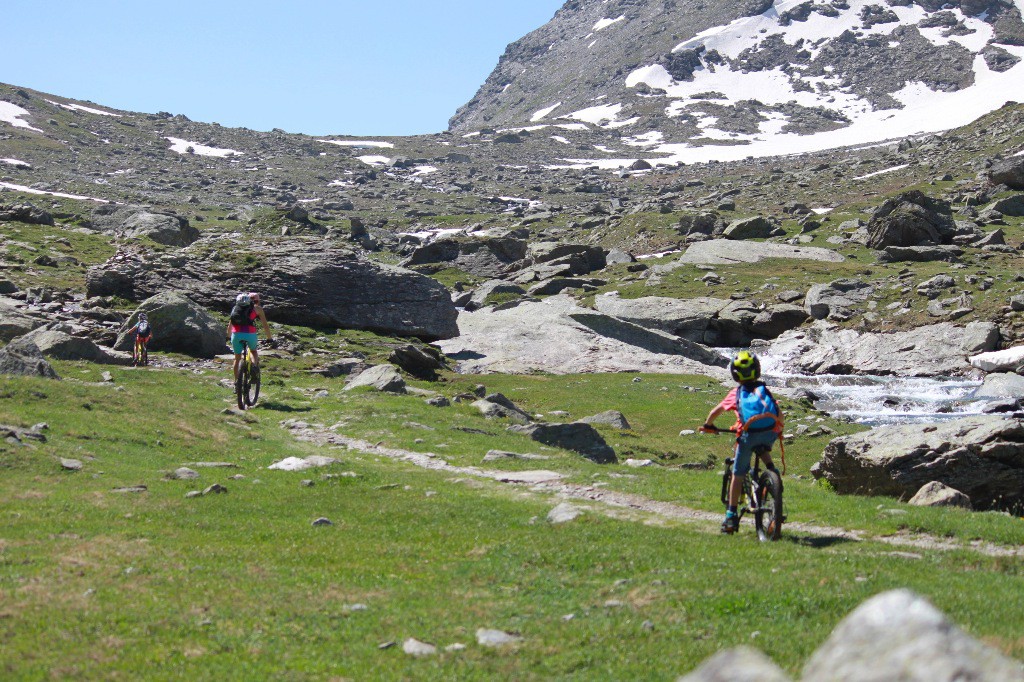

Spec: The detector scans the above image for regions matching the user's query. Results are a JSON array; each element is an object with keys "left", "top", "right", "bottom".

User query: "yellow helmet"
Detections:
[{"left": 730, "top": 350, "right": 761, "bottom": 382}]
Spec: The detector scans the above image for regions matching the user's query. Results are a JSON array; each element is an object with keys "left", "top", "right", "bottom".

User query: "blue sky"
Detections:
[{"left": 2, "top": 1, "right": 564, "bottom": 136}]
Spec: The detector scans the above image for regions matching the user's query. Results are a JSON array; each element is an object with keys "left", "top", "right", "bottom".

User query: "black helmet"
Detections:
[{"left": 730, "top": 350, "right": 761, "bottom": 382}]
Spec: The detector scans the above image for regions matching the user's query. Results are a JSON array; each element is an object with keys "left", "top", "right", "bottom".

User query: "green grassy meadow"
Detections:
[{"left": 2, "top": 360, "right": 1022, "bottom": 680}]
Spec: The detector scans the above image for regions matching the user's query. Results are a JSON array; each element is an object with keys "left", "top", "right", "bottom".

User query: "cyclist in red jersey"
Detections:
[{"left": 227, "top": 292, "right": 273, "bottom": 381}]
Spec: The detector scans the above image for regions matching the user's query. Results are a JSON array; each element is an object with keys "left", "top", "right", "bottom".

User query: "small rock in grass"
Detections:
[
  {"left": 547, "top": 502, "right": 583, "bottom": 524},
  {"left": 402, "top": 638, "right": 437, "bottom": 656},
  {"left": 171, "top": 467, "right": 200, "bottom": 480},
  {"left": 476, "top": 628, "right": 522, "bottom": 647},
  {"left": 202, "top": 484, "right": 227, "bottom": 495},
  {"left": 60, "top": 458, "right": 83, "bottom": 471},
  {"left": 185, "top": 491, "right": 203, "bottom": 499},
  {"left": 311, "top": 517, "right": 333, "bottom": 527}
]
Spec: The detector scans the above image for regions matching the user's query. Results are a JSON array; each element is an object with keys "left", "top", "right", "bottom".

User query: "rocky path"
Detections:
[{"left": 283, "top": 421, "right": 1024, "bottom": 559}]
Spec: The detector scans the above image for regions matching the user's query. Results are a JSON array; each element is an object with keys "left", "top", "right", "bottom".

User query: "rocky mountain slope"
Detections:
[{"left": 452, "top": 0, "right": 1024, "bottom": 165}]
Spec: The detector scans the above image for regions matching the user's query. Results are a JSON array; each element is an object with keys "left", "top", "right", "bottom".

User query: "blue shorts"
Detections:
[
  {"left": 732, "top": 429, "right": 777, "bottom": 476},
  {"left": 230, "top": 332, "right": 258, "bottom": 355}
]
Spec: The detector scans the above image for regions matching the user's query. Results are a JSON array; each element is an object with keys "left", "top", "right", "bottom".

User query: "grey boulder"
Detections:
[
  {"left": 865, "top": 191, "right": 955, "bottom": 249},
  {"left": 122, "top": 211, "right": 201, "bottom": 247},
  {"left": 801, "top": 590, "right": 1024, "bottom": 681},
  {"left": 0, "top": 297, "right": 47, "bottom": 342},
  {"left": 343, "top": 364, "right": 407, "bottom": 393},
  {"left": 722, "top": 216, "right": 774, "bottom": 240},
  {"left": 0, "top": 338, "right": 60, "bottom": 379},
  {"left": 86, "top": 239, "right": 458, "bottom": 341},
  {"left": 508, "top": 422, "right": 616, "bottom": 463},
  {"left": 18, "top": 326, "right": 127, "bottom": 365},
  {"left": 578, "top": 410, "right": 631, "bottom": 430},
  {"left": 811, "top": 416, "right": 1024, "bottom": 511},
  {"left": 804, "top": 279, "right": 873, "bottom": 320},
  {"left": 908, "top": 481, "right": 972, "bottom": 509},
  {"left": 760, "top": 320, "right": 999, "bottom": 377},
  {"left": 678, "top": 646, "right": 792, "bottom": 682},
  {"left": 113, "top": 292, "right": 226, "bottom": 359},
  {"left": 988, "top": 157, "right": 1024, "bottom": 189},
  {"left": 971, "top": 372, "right": 1024, "bottom": 399}
]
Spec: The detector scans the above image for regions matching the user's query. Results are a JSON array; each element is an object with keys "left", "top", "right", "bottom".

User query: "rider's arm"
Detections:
[
  {"left": 255, "top": 306, "right": 273, "bottom": 340},
  {"left": 225, "top": 322, "right": 232, "bottom": 341},
  {"left": 704, "top": 404, "right": 726, "bottom": 429}
]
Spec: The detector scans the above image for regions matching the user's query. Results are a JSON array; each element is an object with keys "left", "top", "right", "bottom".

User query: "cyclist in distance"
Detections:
[
  {"left": 702, "top": 351, "right": 783, "bottom": 534},
  {"left": 127, "top": 313, "right": 153, "bottom": 362},
  {"left": 227, "top": 292, "right": 274, "bottom": 381}
]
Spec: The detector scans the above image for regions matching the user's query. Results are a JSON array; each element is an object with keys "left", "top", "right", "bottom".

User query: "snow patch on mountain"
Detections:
[
  {"left": 320, "top": 139, "right": 395, "bottom": 149},
  {"left": 593, "top": 16, "right": 625, "bottom": 32},
  {"left": 45, "top": 100, "right": 120, "bottom": 117},
  {"left": 531, "top": 102, "right": 562, "bottom": 122},
  {"left": 0, "top": 101, "right": 42, "bottom": 132},
  {"left": 166, "top": 137, "right": 242, "bottom": 157}
]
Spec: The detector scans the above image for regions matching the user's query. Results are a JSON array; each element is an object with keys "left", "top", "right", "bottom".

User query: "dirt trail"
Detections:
[{"left": 284, "top": 421, "right": 1024, "bottom": 559}]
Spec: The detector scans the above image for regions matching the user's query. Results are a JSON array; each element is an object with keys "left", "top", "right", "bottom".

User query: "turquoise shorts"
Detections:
[{"left": 230, "top": 332, "right": 258, "bottom": 355}]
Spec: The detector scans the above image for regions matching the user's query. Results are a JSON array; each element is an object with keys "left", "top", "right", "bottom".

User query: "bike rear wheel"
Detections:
[
  {"left": 246, "top": 362, "right": 261, "bottom": 407},
  {"left": 235, "top": 362, "right": 249, "bottom": 410},
  {"left": 754, "top": 469, "right": 784, "bottom": 542}
]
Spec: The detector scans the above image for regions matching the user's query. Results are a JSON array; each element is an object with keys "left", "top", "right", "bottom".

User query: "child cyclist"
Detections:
[
  {"left": 700, "top": 351, "right": 783, "bottom": 534},
  {"left": 227, "top": 292, "right": 274, "bottom": 382}
]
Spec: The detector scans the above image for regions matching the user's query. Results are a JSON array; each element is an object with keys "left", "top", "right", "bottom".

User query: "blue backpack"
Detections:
[{"left": 736, "top": 382, "right": 782, "bottom": 434}]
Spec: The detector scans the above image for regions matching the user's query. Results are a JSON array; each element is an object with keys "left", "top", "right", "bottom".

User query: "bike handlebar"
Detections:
[{"left": 698, "top": 424, "right": 738, "bottom": 435}]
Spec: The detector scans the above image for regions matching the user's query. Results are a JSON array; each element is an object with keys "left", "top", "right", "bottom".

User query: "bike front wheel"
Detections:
[{"left": 755, "top": 469, "right": 784, "bottom": 542}]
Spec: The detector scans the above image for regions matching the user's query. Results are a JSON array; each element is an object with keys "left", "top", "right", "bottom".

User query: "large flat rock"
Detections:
[
  {"left": 435, "top": 295, "right": 728, "bottom": 376},
  {"left": 673, "top": 239, "right": 845, "bottom": 265}
]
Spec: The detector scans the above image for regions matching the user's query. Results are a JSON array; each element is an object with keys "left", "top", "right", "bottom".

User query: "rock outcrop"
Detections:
[
  {"left": 86, "top": 239, "right": 459, "bottom": 341},
  {"left": 865, "top": 191, "right": 955, "bottom": 249},
  {"left": 812, "top": 416, "right": 1024, "bottom": 511},
  {"left": 759, "top": 320, "right": 999, "bottom": 377},
  {"left": 0, "top": 297, "right": 47, "bottom": 342},
  {"left": 594, "top": 293, "right": 808, "bottom": 346},
  {"left": 437, "top": 295, "right": 727, "bottom": 376},
  {"left": 0, "top": 337, "right": 60, "bottom": 379}
]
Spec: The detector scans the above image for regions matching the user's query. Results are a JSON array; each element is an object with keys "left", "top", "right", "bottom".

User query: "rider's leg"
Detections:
[
  {"left": 232, "top": 354, "right": 241, "bottom": 380},
  {"left": 728, "top": 473, "right": 744, "bottom": 508},
  {"left": 250, "top": 347, "right": 259, "bottom": 369}
]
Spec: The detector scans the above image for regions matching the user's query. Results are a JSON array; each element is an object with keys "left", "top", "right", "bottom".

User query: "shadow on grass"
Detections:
[
  {"left": 789, "top": 535, "right": 856, "bottom": 549},
  {"left": 257, "top": 401, "right": 313, "bottom": 413}
]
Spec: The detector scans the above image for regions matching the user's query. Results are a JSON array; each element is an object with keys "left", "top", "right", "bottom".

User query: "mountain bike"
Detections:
[
  {"left": 235, "top": 339, "right": 261, "bottom": 410},
  {"left": 699, "top": 425, "right": 785, "bottom": 542},
  {"left": 133, "top": 334, "right": 149, "bottom": 367}
]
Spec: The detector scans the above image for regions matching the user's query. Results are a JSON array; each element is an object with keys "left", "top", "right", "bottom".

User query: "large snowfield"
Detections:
[{"left": 537, "top": 0, "right": 1024, "bottom": 168}]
